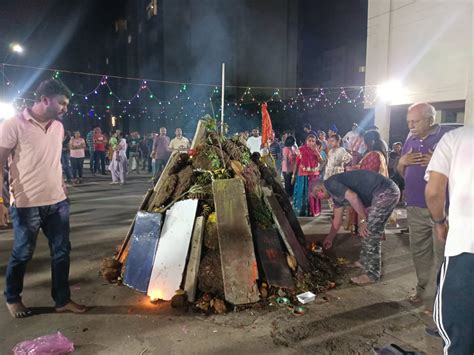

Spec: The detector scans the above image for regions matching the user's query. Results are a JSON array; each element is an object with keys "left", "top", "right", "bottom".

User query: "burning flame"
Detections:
[{"left": 149, "top": 289, "right": 163, "bottom": 303}]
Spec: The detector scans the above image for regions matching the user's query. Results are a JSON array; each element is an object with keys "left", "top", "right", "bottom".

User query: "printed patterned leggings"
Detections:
[{"left": 361, "top": 182, "right": 400, "bottom": 281}]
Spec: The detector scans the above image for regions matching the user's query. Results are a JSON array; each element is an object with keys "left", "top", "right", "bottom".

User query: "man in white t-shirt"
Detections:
[
  {"left": 425, "top": 126, "right": 474, "bottom": 353},
  {"left": 168, "top": 128, "right": 190, "bottom": 153},
  {"left": 246, "top": 128, "right": 262, "bottom": 154}
]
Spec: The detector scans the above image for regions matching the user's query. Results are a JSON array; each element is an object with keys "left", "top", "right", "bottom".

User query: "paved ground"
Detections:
[{"left": 0, "top": 173, "right": 443, "bottom": 354}]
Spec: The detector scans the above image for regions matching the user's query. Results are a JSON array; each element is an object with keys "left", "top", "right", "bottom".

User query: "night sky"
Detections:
[{"left": 1, "top": 0, "right": 369, "bottom": 136}]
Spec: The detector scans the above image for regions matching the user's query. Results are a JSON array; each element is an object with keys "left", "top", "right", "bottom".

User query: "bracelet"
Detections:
[
  {"left": 0, "top": 197, "right": 4, "bottom": 204},
  {"left": 359, "top": 218, "right": 367, "bottom": 224},
  {"left": 432, "top": 216, "right": 447, "bottom": 225}
]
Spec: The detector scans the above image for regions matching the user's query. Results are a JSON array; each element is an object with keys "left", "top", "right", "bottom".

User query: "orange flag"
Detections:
[{"left": 261, "top": 102, "right": 273, "bottom": 147}]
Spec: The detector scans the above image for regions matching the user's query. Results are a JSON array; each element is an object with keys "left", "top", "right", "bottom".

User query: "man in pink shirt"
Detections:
[{"left": 0, "top": 79, "right": 87, "bottom": 318}]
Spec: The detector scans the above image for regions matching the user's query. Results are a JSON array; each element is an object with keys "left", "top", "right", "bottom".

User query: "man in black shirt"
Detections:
[
  {"left": 61, "top": 130, "right": 73, "bottom": 183},
  {"left": 313, "top": 170, "right": 400, "bottom": 285},
  {"left": 128, "top": 131, "right": 141, "bottom": 174}
]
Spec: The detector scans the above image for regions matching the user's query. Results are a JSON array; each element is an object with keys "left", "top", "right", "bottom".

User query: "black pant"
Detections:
[
  {"left": 89, "top": 150, "right": 95, "bottom": 172},
  {"left": 71, "top": 157, "right": 84, "bottom": 178},
  {"left": 94, "top": 151, "right": 106, "bottom": 174},
  {"left": 283, "top": 172, "right": 294, "bottom": 197},
  {"left": 434, "top": 253, "right": 474, "bottom": 354}
]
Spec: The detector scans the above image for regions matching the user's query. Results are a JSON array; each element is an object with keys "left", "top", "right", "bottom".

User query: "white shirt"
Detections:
[
  {"left": 247, "top": 136, "right": 262, "bottom": 154},
  {"left": 169, "top": 136, "right": 190, "bottom": 153},
  {"left": 425, "top": 126, "right": 474, "bottom": 257},
  {"left": 342, "top": 130, "right": 358, "bottom": 150},
  {"left": 324, "top": 147, "right": 352, "bottom": 180}
]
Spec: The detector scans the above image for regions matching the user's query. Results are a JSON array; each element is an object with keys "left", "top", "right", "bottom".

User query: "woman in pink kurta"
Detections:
[
  {"left": 69, "top": 131, "right": 86, "bottom": 184},
  {"left": 292, "top": 134, "right": 322, "bottom": 217}
]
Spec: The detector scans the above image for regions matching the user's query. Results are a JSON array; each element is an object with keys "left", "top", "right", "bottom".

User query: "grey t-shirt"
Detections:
[{"left": 324, "top": 170, "right": 393, "bottom": 208}]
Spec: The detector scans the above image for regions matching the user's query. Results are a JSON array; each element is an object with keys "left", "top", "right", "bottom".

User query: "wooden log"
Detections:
[
  {"left": 116, "top": 188, "right": 154, "bottom": 264},
  {"left": 254, "top": 227, "right": 295, "bottom": 289},
  {"left": 184, "top": 216, "right": 205, "bottom": 302},
  {"left": 147, "top": 150, "right": 179, "bottom": 210},
  {"left": 264, "top": 194, "right": 311, "bottom": 272},
  {"left": 213, "top": 179, "right": 260, "bottom": 305},
  {"left": 147, "top": 199, "right": 198, "bottom": 301}
]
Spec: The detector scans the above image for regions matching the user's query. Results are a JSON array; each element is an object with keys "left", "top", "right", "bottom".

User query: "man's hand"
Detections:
[
  {"left": 0, "top": 204, "right": 9, "bottom": 226},
  {"left": 323, "top": 236, "right": 334, "bottom": 250},
  {"left": 435, "top": 222, "right": 448, "bottom": 242},
  {"left": 358, "top": 220, "right": 369, "bottom": 238},
  {"left": 399, "top": 148, "right": 423, "bottom": 166},
  {"left": 420, "top": 149, "right": 434, "bottom": 167}
]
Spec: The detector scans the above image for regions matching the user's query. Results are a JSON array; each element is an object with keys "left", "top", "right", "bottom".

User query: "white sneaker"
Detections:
[{"left": 110, "top": 181, "right": 119, "bottom": 185}]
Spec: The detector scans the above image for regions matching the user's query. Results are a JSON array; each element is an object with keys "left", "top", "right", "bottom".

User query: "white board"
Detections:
[{"left": 147, "top": 199, "right": 198, "bottom": 301}]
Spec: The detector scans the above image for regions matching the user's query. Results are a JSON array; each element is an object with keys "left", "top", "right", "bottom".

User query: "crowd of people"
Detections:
[
  {"left": 0, "top": 79, "right": 472, "bottom": 354},
  {"left": 243, "top": 121, "right": 404, "bottom": 222},
  {"left": 59, "top": 126, "right": 191, "bottom": 186}
]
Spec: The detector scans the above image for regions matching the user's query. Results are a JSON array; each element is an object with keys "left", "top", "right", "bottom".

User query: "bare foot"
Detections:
[
  {"left": 346, "top": 260, "right": 364, "bottom": 269},
  {"left": 6, "top": 302, "right": 33, "bottom": 318},
  {"left": 408, "top": 294, "right": 422, "bottom": 304},
  {"left": 423, "top": 309, "right": 433, "bottom": 317},
  {"left": 350, "top": 274, "right": 376, "bottom": 285},
  {"left": 55, "top": 300, "right": 88, "bottom": 314}
]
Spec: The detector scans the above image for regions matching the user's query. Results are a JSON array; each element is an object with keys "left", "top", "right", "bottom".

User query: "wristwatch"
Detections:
[{"left": 432, "top": 216, "right": 447, "bottom": 225}]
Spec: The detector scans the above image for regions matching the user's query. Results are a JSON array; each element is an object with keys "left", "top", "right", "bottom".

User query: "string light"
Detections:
[{"left": 4, "top": 65, "right": 375, "bottom": 125}]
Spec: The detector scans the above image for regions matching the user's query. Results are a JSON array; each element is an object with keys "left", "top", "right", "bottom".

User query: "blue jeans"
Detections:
[
  {"left": 89, "top": 150, "right": 95, "bottom": 172},
  {"left": 4, "top": 200, "right": 72, "bottom": 307},
  {"left": 94, "top": 151, "right": 106, "bottom": 174},
  {"left": 61, "top": 151, "right": 73, "bottom": 181}
]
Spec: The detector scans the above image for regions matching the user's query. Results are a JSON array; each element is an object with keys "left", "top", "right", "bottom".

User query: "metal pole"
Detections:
[{"left": 220, "top": 63, "right": 225, "bottom": 135}]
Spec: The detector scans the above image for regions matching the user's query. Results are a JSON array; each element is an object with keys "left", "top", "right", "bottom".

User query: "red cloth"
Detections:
[
  {"left": 296, "top": 144, "right": 320, "bottom": 176},
  {"left": 261, "top": 103, "right": 273, "bottom": 147},
  {"left": 360, "top": 151, "right": 381, "bottom": 173},
  {"left": 94, "top": 133, "right": 106, "bottom": 152}
]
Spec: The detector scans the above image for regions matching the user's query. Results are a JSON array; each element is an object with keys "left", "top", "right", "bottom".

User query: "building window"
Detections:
[
  {"left": 147, "top": 0, "right": 158, "bottom": 19},
  {"left": 115, "top": 19, "right": 128, "bottom": 32}
]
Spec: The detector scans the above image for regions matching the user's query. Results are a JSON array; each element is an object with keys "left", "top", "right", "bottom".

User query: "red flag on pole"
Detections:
[{"left": 261, "top": 102, "right": 273, "bottom": 147}]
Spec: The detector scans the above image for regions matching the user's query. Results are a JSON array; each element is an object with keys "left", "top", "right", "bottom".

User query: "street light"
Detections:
[
  {"left": 10, "top": 43, "right": 24, "bottom": 54},
  {"left": 0, "top": 101, "right": 15, "bottom": 120},
  {"left": 377, "top": 80, "right": 404, "bottom": 102}
]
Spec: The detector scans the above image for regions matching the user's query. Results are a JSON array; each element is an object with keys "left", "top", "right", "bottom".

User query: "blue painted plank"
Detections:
[{"left": 124, "top": 211, "right": 163, "bottom": 293}]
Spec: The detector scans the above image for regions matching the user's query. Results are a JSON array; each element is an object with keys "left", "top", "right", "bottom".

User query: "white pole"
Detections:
[{"left": 220, "top": 62, "right": 225, "bottom": 135}]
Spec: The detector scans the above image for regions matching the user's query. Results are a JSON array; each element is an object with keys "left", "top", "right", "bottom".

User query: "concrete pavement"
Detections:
[{"left": 0, "top": 173, "right": 443, "bottom": 354}]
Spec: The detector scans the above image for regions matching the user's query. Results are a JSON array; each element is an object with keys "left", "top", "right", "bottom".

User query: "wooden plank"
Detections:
[
  {"left": 123, "top": 212, "right": 163, "bottom": 293},
  {"left": 116, "top": 188, "right": 154, "bottom": 264},
  {"left": 272, "top": 183, "right": 308, "bottom": 247},
  {"left": 147, "top": 150, "right": 179, "bottom": 210},
  {"left": 213, "top": 179, "right": 260, "bottom": 305},
  {"left": 190, "top": 119, "right": 206, "bottom": 150},
  {"left": 183, "top": 216, "right": 205, "bottom": 302},
  {"left": 147, "top": 199, "right": 198, "bottom": 301},
  {"left": 264, "top": 194, "right": 311, "bottom": 272},
  {"left": 254, "top": 228, "right": 295, "bottom": 289}
]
